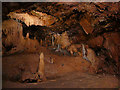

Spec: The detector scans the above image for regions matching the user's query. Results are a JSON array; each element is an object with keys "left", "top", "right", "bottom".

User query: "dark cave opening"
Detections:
[{"left": 22, "top": 23, "right": 48, "bottom": 42}]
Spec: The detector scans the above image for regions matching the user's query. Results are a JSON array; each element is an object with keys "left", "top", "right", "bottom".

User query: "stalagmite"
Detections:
[
  {"left": 40, "top": 39, "right": 43, "bottom": 46},
  {"left": 34, "top": 37, "right": 36, "bottom": 40},
  {"left": 54, "top": 33, "right": 61, "bottom": 52},
  {"left": 38, "top": 52, "right": 46, "bottom": 81},
  {"left": 56, "top": 44, "right": 60, "bottom": 52},
  {"left": 52, "top": 35, "right": 54, "bottom": 46},
  {"left": 26, "top": 33, "right": 29, "bottom": 39},
  {"left": 67, "top": 44, "right": 77, "bottom": 56},
  {"left": 82, "top": 44, "right": 91, "bottom": 63}
]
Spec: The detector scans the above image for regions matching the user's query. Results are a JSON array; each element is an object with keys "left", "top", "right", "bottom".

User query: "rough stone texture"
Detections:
[
  {"left": 7, "top": 11, "right": 56, "bottom": 27},
  {"left": 86, "top": 48, "right": 100, "bottom": 73},
  {"left": 79, "top": 17, "right": 93, "bottom": 34},
  {"left": 24, "top": 37, "right": 40, "bottom": 53},
  {"left": 87, "top": 36, "right": 104, "bottom": 48},
  {"left": 103, "top": 32, "right": 120, "bottom": 64},
  {"left": 2, "top": 2, "right": 120, "bottom": 74},
  {"left": 2, "top": 19, "right": 24, "bottom": 55},
  {"left": 2, "top": 19, "right": 40, "bottom": 55}
]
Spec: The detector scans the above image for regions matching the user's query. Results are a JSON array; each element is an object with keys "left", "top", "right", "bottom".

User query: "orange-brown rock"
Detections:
[
  {"left": 2, "top": 19, "right": 25, "bottom": 55},
  {"left": 7, "top": 11, "right": 56, "bottom": 27},
  {"left": 79, "top": 17, "right": 93, "bottom": 35},
  {"left": 2, "top": 19, "right": 40, "bottom": 55},
  {"left": 103, "top": 32, "right": 120, "bottom": 64},
  {"left": 87, "top": 36, "right": 104, "bottom": 48},
  {"left": 24, "top": 37, "right": 40, "bottom": 53},
  {"left": 86, "top": 48, "right": 100, "bottom": 73}
]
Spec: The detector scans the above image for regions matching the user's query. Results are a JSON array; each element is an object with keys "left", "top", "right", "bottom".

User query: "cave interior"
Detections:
[{"left": 2, "top": 2, "right": 120, "bottom": 88}]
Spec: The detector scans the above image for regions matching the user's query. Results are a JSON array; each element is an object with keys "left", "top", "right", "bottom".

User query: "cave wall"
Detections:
[
  {"left": 2, "top": 19, "right": 40, "bottom": 55},
  {"left": 2, "top": 2, "right": 120, "bottom": 74}
]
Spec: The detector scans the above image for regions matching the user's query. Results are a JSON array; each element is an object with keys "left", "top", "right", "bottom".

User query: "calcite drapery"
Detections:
[{"left": 7, "top": 10, "right": 56, "bottom": 27}]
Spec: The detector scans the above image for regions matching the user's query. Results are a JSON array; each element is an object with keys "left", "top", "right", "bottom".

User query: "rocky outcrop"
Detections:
[
  {"left": 103, "top": 32, "right": 120, "bottom": 65},
  {"left": 87, "top": 36, "right": 104, "bottom": 48},
  {"left": 2, "top": 19, "right": 40, "bottom": 55},
  {"left": 2, "top": 19, "right": 24, "bottom": 54}
]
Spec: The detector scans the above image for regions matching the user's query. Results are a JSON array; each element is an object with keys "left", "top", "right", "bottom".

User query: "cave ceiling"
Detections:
[{"left": 3, "top": 2, "right": 120, "bottom": 34}]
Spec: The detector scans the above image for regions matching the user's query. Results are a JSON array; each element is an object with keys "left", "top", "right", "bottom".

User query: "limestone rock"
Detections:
[
  {"left": 61, "top": 31, "right": 71, "bottom": 49},
  {"left": 2, "top": 19, "right": 40, "bottom": 55},
  {"left": 87, "top": 36, "right": 104, "bottom": 48},
  {"left": 24, "top": 36, "right": 40, "bottom": 53},
  {"left": 67, "top": 44, "right": 78, "bottom": 55},
  {"left": 80, "top": 17, "right": 93, "bottom": 35},
  {"left": 38, "top": 52, "right": 46, "bottom": 81},
  {"left": 2, "top": 19, "right": 25, "bottom": 55},
  {"left": 7, "top": 11, "right": 56, "bottom": 27},
  {"left": 103, "top": 32, "right": 120, "bottom": 64},
  {"left": 54, "top": 31, "right": 71, "bottom": 49},
  {"left": 86, "top": 48, "right": 99, "bottom": 73},
  {"left": 21, "top": 71, "right": 38, "bottom": 82}
]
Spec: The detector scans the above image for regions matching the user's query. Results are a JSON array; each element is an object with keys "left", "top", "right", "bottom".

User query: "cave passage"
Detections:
[{"left": 2, "top": 2, "right": 120, "bottom": 88}]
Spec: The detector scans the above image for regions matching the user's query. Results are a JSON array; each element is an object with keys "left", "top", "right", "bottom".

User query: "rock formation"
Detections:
[
  {"left": 2, "top": 2, "right": 120, "bottom": 74},
  {"left": 38, "top": 52, "right": 46, "bottom": 81}
]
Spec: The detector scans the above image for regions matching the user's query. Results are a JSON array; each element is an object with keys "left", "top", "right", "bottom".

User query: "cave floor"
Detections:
[
  {"left": 3, "top": 71, "right": 119, "bottom": 88},
  {"left": 2, "top": 46, "right": 119, "bottom": 88}
]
